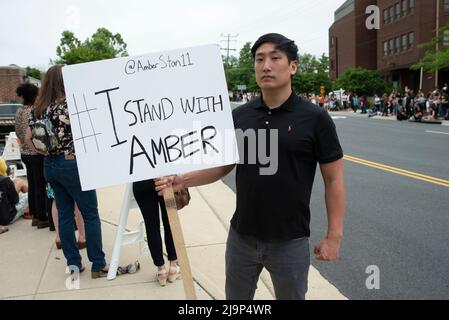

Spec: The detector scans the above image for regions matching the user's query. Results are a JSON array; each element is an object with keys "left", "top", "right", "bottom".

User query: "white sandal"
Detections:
[
  {"left": 168, "top": 264, "right": 181, "bottom": 283},
  {"left": 156, "top": 267, "right": 168, "bottom": 286}
]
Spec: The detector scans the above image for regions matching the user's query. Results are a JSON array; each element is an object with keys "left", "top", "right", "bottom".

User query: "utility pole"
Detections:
[{"left": 220, "top": 33, "right": 238, "bottom": 65}]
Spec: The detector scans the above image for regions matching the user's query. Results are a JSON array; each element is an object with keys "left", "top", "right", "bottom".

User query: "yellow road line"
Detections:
[
  {"left": 343, "top": 155, "right": 449, "bottom": 188},
  {"left": 344, "top": 155, "right": 449, "bottom": 184}
]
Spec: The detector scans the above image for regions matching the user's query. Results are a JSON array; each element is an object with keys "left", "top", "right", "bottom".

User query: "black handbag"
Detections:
[{"left": 174, "top": 188, "right": 191, "bottom": 210}]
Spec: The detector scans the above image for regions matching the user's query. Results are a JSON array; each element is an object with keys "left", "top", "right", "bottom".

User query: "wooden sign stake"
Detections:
[{"left": 163, "top": 186, "right": 197, "bottom": 300}]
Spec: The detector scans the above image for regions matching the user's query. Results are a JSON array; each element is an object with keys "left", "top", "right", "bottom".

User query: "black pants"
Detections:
[
  {"left": 22, "top": 154, "right": 48, "bottom": 221},
  {"left": 133, "top": 179, "right": 177, "bottom": 267}
]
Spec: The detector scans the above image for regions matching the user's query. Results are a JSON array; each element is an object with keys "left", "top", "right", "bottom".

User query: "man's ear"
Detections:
[{"left": 290, "top": 60, "right": 298, "bottom": 75}]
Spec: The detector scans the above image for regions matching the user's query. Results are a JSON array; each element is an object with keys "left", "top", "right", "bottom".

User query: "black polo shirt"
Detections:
[{"left": 231, "top": 92, "right": 343, "bottom": 241}]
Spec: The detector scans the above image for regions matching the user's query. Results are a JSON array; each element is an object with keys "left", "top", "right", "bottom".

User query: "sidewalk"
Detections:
[
  {"left": 331, "top": 110, "right": 449, "bottom": 126},
  {"left": 0, "top": 180, "right": 347, "bottom": 300}
]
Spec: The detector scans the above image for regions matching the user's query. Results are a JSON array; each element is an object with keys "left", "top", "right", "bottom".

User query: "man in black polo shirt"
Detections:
[{"left": 156, "top": 33, "right": 345, "bottom": 300}]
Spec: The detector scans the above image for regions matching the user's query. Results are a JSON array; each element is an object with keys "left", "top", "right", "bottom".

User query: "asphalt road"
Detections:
[{"left": 222, "top": 107, "right": 449, "bottom": 299}]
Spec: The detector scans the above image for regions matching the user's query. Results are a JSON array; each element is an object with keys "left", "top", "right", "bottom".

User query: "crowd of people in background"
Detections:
[
  {"left": 229, "top": 91, "right": 258, "bottom": 103},
  {"left": 312, "top": 85, "right": 448, "bottom": 122},
  {"left": 230, "top": 85, "right": 449, "bottom": 122}
]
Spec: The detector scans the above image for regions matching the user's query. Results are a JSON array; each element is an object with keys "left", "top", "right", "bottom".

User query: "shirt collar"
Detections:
[{"left": 252, "top": 91, "right": 297, "bottom": 112}]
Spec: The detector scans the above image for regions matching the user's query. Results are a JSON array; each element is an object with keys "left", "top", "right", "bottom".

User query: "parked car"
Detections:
[{"left": 0, "top": 103, "right": 22, "bottom": 143}]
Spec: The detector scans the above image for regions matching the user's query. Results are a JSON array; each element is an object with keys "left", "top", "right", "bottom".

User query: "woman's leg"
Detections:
[
  {"left": 59, "top": 160, "right": 105, "bottom": 272},
  {"left": 21, "top": 155, "right": 35, "bottom": 218},
  {"left": 133, "top": 180, "right": 165, "bottom": 267},
  {"left": 159, "top": 196, "right": 177, "bottom": 262},
  {"left": 74, "top": 203, "right": 86, "bottom": 243},
  {"left": 158, "top": 196, "right": 180, "bottom": 282},
  {"left": 13, "top": 178, "right": 28, "bottom": 194},
  {"left": 51, "top": 199, "right": 60, "bottom": 243},
  {"left": 50, "top": 180, "right": 81, "bottom": 269},
  {"left": 33, "top": 155, "right": 48, "bottom": 222}
]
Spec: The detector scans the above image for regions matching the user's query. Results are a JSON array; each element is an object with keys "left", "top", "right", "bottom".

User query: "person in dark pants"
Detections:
[
  {"left": 133, "top": 179, "right": 180, "bottom": 286},
  {"left": 15, "top": 83, "right": 49, "bottom": 229},
  {"left": 28, "top": 65, "right": 107, "bottom": 278},
  {"left": 156, "top": 33, "right": 345, "bottom": 300}
]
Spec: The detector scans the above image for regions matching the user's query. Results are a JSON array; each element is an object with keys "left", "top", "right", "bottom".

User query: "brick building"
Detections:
[
  {"left": 329, "top": 0, "right": 449, "bottom": 93},
  {"left": 0, "top": 65, "right": 27, "bottom": 103},
  {"left": 329, "top": 0, "right": 378, "bottom": 81}
]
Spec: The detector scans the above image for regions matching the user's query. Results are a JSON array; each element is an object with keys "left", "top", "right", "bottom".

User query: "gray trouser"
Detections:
[{"left": 225, "top": 226, "right": 310, "bottom": 300}]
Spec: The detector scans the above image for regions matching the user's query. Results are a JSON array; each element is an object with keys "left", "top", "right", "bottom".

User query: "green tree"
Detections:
[
  {"left": 238, "top": 42, "right": 253, "bottom": 69},
  {"left": 223, "top": 43, "right": 331, "bottom": 94},
  {"left": 293, "top": 72, "right": 332, "bottom": 95},
  {"left": 223, "top": 42, "right": 257, "bottom": 91},
  {"left": 25, "top": 66, "right": 42, "bottom": 80},
  {"left": 411, "top": 23, "right": 449, "bottom": 73},
  {"left": 55, "top": 28, "right": 128, "bottom": 65},
  {"left": 317, "top": 54, "right": 329, "bottom": 73},
  {"left": 222, "top": 55, "right": 238, "bottom": 69},
  {"left": 334, "top": 68, "right": 387, "bottom": 96},
  {"left": 293, "top": 53, "right": 331, "bottom": 94}
]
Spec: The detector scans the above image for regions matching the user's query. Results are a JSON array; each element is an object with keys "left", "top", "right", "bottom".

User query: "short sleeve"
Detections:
[
  {"left": 28, "top": 109, "right": 36, "bottom": 127},
  {"left": 313, "top": 111, "right": 343, "bottom": 164}
]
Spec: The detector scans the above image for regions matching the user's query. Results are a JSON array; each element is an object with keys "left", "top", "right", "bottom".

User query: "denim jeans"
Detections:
[
  {"left": 225, "top": 226, "right": 310, "bottom": 300},
  {"left": 440, "top": 103, "right": 448, "bottom": 118},
  {"left": 44, "top": 155, "right": 106, "bottom": 272}
]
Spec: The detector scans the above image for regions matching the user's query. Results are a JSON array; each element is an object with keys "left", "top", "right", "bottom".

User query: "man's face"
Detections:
[{"left": 254, "top": 42, "right": 297, "bottom": 91}]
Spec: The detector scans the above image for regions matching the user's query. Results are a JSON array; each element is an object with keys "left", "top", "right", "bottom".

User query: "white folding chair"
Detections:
[{"left": 107, "top": 183, "right": 150, "bottom": 280}]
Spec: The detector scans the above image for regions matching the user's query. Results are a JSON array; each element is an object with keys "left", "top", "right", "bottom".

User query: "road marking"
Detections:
[
  {"left": 425, "top": 130, "right": 449, "bottom": 135},
  {"left": 331, "top": 116, "right": 347, "bottom": 119},
  {"left": 344, "top": 155, "right": 449, "bottom": 188}
]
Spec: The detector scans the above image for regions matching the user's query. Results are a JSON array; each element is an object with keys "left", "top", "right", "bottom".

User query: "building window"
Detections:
[
  {"left": 402, "top": 34, "right": 408, "bottom": 51},
  {"left": 390, "top": 6, "right": 395, "bottom": 21},
  {"left": 395, "top": 37, "right": 401, "bottom": 53},
  {"left": 444, "top": 30, "right": 449, "bottom": 46},
  {"left": 409, "top": 32, "right": 414, "bottom": 49},
  {"left": 389, "top": 39, "right": 394, "bottom": 54},
  {"left": 330, "top": 37, "right": 334, "bottom": 47},
  {"left": 384, "top": 41, "right": 388, "bottom": 56},
  {"left": 445, "top": 0, "right": 449, "bottom": 10},
  {"left": 396, "top": 3, "right": 401, "bottom": 19},
  {"left": 384, "top": 9, "right": 389, "bottom": 24},
  {"left": 409, "top": 0, "right": 414, "bottom": 14},
  {"left": 402, "top": 0, "right": 407, "bottom": 16}
]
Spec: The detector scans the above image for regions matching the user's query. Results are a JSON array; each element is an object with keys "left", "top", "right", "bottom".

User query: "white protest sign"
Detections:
[{"left": 62, "top": 44, "right": 239, "bottom": 191}]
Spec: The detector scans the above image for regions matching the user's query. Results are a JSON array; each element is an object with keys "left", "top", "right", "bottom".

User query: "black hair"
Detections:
[
  {"left": 16, "top": 83, "right": 39, "bottom": 105},
  {"left": 251, "top": 33, "right": 299, "bottom": 63}
]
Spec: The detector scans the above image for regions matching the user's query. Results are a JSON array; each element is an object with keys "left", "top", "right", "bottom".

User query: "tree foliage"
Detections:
[
  {"left": 224, "top": 42, "right": 258, "bottom": 91},
  {"left": 334, "top": 68, "right": 387, "bottom": 96},
  {"left": 411, "top": 23, "right": 449, "bottom": 73},
  {"left": 223, "top": 42, "right": 330, "bottom": 94},
  {"left": 55, "top": 28, "right": 128, "bottom": 65},
  {"left": 293, "top": 53, "right": 331, "bottom": 94},
  {"left": 25, "top": 66, "right": 42, "bottom": 80}
]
